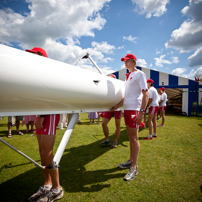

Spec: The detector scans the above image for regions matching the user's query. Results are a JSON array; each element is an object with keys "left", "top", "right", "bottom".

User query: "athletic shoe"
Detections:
[
  {"left": 144, "top": 135, "right": 153, "bottom": 140},
  {"left": 152, "top": 133, "right": 157, "bottom": 138},
  {"left": 111, "top": 141, "right": 117, "bottom": 148},
  {"left": 118, "top": 160, "right": 131, "bottom": 169},
  {"left": 124, "top": 166, "right": 138, "bottom": 181},
  {"left": 37, "top": 187, "right": 64, "bottom": 202},
  {"left": 99, "top": 140, "right": 110, "bottom": 146},
  {"left": 28, "top": 186, "right": 50, "bottom": 202}
]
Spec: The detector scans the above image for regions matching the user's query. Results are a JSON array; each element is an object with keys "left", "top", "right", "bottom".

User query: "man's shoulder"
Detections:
[{"left": 132, "top": 69, "right": 146, "bottom": 79}]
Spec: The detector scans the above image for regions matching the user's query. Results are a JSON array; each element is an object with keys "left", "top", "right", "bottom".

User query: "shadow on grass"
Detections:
[
  {"left": 0, "top": 160, "right": 41, "bottom": 173},
  {"left": 0, "top": 129, "right": 130, "bottom": 201},
  {"left": 0, "top": 129, "right": 27, "bottom": 138}
]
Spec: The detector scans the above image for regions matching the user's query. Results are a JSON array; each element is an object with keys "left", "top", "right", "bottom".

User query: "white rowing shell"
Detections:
[{"left": 0, "top": 45, "right": 124, "bottom": 116}]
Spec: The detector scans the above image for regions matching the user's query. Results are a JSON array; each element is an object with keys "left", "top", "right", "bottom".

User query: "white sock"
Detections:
[
  {"left": 44, "top": 185, "right": 52, "bottom": 190},
  {"left": 52, "top": 188, "right": 60, "bottom": 193}
]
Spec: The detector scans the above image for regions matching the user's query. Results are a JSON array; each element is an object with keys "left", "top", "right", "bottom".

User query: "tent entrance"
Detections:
[{"left": 158, "top": 88, "right": 188, "bottom": 115}]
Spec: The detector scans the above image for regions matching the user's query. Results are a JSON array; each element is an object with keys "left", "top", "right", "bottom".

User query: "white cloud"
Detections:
[
  {"left": 123, "top": 35, "right": 138, "bottom": 44},
  {"left": 182, "top": 66, "right": 202, "bottom": 79},
  {"left": 156, "top": 48, "right": 163, "bottom": 55},
  {"left": 171, "top": 68, "right": 187, "bottom": 76},
  {"left": 91, "top": 41, "right": 115, "bottom": 54},
  {"left": 121, "top": 64, "right": 125, "bottom": 69},
  {"left": 131, "top": 0, "right": 169, "bottom": 18},
  {"left": 0, "top": 0, "right": 118, "bottom": 73},
  {"left": 188, "top": 46, "right": 202, "bottom": 67},
  {"left": 154, "top": 54, "right": 171, "bottom": 67},
  {"left": 78, "top": 63, "right": 114, "bottom": 75},
  {"left": 0, "top": 0, "right": 111, "bottom": 48},
  {"left": 136, "top": 59, "right": 147, "bottom": 67},
  {"left": 45, "top": 38, "right": 115, "bottom": 64},
  {"left": 165, "top": 0, "right": 202, "bottom": 52},
  {"left": 117, "top": 45, "right": 124, "bottom": 50},
  {"left": 194, "top": 66, "right": 202, "bottom": 77},
  {"left": 172, "top": 57, "right": 179, "bottom": 64}
]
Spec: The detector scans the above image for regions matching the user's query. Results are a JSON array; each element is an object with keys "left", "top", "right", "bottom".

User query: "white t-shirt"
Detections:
[
  {"left": 160, "top": 92, "right": 167, "bottom": 106},
  {"left": 148, "top": 86, "right": 159, "bottom": 107},
  {"left": 123, "top": 70, "right": 148, "bottom": 110},
  {"left": 158, "top": 94, "right": 161, "bottom": 102}
]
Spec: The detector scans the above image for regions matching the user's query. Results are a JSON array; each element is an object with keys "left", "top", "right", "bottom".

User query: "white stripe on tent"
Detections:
[
  {"left": 141, "top": 67, "right": 150, "bottom": 80},
  {"left": 178, "top": 77, "right": 188, "bottom": 85},
  {"left": 182, "top": 88, "right": 188, "bottom": 115},
  {"left": 199, "top": 88, "right": 202, "bottom": 104},
  {"left": 159, "top": 72, "right": 169, "bottom": 86},
  {"left": 119, "top": 68, "right": 127, "bottom": 81}
]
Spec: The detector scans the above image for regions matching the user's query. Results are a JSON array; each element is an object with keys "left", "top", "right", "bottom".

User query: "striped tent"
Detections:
[{"left": 113, "top": 66, "right": 202, "bottom": 116}]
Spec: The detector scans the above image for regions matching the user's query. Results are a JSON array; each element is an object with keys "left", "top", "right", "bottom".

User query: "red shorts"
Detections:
[
  {"left": 160, "top": 106, "right": 166, "bottom": 112},
  {"left": 149, "top": 106, "right": 159, "bottom": 115},
  {"left": 36, "top": 114, "right": 60, "bottom": 135},
  {"left": 124, "top": 110, "right": 139, "bottom": 128},
  {"left": 102, "top": 111, "right": 122, "bottom": 120}
]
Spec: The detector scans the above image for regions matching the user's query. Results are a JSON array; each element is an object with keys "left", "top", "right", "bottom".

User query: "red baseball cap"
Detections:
[
  {"left": 147, "top": 79, "right": 154, "bottom": 83},
  {"left": 26, "top": 47, "right": 48, "bottom": 57},
  {"left": 160, "top": 87, "right": 165, "bottom": 90},
  {"left": 121, "top": 54, "right": 137, "bottom": 61}
]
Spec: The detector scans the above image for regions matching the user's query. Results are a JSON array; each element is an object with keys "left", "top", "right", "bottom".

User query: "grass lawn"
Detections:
[{"left": 0, "top": 113, "right": 202, "bottom": 202}]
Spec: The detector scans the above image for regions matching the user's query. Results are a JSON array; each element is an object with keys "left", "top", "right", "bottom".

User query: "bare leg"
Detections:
[
  {"left": 8, "top": 122, "right": 12, "bottom": 137},
  {"left": 16, "top": 120, "right": 23, "bottom": 135},
  {"left": 30, "top": 121, "right": 35, "bottom": 131},
  {"left": 26, "top": 123, "right": 29, "bottom": 132},
  {"left": 102, "top": 118, "right": 110, "bottom": 141},
  {"left": 127, "top": 126, "right": 139, "bottom": 169},
  {"left": 158, "top": 111, "right": 165, "bottom": 127},
  {"left": 37, "top": 134, "right": 60, "bottom": 190},
  {"left": 114, "top": 119, "right": 121, "bottom": 142},
  {"left": 153, "top": 113, "right": 157, "bottom": 134},
  {"left": 148, "top": 113, "right": 155, "bottom": 135}
]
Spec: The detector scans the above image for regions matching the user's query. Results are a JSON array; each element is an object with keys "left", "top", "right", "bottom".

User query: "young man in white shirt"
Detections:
[
  {"left": 111, "top": 54, "right": 149, "bottom": 181},
  {"left": 144, "top": 79, "right": 159, "bottom": 139},
  {"left": 158, "top": 87, "right": 167, "bottom": 127}
]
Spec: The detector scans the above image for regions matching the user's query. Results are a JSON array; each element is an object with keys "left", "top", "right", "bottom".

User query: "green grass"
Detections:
[{"left": 0, "top": 113, "right": 202, "bottom": 202}]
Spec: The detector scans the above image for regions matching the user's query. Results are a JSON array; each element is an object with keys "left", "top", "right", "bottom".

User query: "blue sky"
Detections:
[{"left": 0, "top": 0, "right": 202, "bottom": 79}]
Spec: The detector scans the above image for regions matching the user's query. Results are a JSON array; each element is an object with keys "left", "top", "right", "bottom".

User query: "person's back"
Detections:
[
  {"left": 148, "top": 86, "right": 159, "bottom": 107},
  {"left": 160, "top": 92, "right": 167, "bottom": 106},
  {"left": 158, "top": 87, "right": 167, "bottom": 127}
]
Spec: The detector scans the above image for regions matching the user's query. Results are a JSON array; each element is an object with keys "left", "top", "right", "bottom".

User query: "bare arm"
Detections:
[
  {"left": 35, "top": 116, "right": 44, "bottom": 129},
  {"left": 159, "top": 100, "right": 163, "bottom": 107},
  {"left": 110, "top": 98, "right": 124, "bottom": 112},
  {"left": 147, "top": 98, "right": 152, "bottom": 108},
  {"left": 135, "top": 90, "right": 149, "bottom": 125}
]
